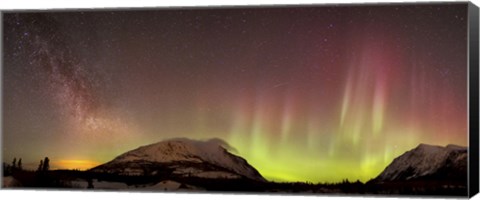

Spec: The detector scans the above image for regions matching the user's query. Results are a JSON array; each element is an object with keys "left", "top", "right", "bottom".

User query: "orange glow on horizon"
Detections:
[{"left": 52, "top": 159, "right": 101, "bottom": 170}]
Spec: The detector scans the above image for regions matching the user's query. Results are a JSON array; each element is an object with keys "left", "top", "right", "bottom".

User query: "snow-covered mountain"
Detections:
[
  {"left": 372, "top": 143, "right": 467, "bottom": 183},
  {"left": 90, "top": 138, "right": 265, "bottom": 182}
]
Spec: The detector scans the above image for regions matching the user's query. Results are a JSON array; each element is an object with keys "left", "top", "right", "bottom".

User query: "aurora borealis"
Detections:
[{"left": 2, "top": 4, "right": 468, "bottom": 182}]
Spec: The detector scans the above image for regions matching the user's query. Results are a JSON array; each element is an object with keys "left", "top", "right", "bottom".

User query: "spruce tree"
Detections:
[
  {"left": 42, "top": 157, "right": 50, "bottom": 171},
  {"left": 37, "top": 160, "right": 43, "bottom": 172},
  {"left": 12, "top": 157, "right": 16, "bottom": 169},
  {"left": 17, "top": 158, "right": 22, "bottom": 170}
]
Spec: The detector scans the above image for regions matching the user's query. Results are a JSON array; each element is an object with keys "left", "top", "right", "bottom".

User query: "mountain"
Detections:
[
  {"left": 371, "top": 143, "right": 467, "bottom": 183},
  {"left": 90, "top": 138, "right": 266, "bottom": 182}
]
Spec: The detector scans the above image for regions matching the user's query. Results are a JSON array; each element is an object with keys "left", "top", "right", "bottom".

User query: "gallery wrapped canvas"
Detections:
[{"left": 1, "top": 1, "right": 479, "bottom": 198}]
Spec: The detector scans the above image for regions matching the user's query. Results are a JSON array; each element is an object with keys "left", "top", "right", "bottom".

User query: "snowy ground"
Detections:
[
  {"left": 71, "top": 179, "right": 129, "bottom": 189},
  {"left": 144, "top": 180, "right": 181, "bottom": 191},
  {"left": 70, "top": 179, "right": 203, "bottom": 191},
  {"left": 142, "top": 180, "right": 203, "bottom": 191}
]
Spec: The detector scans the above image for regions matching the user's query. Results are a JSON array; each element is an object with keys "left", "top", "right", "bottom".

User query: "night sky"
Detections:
[{"left": 2, "top": 3, "right": 468, "bottom": 182}]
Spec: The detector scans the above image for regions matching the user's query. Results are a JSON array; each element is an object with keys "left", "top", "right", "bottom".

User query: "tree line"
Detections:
[{"left": 3, "top": 157, "right": 50, "bottom": 175}]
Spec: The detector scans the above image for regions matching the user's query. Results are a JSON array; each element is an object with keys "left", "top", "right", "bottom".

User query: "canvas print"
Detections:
[{"left": 1, "top": 2, "right": 477, "bottom": 197}]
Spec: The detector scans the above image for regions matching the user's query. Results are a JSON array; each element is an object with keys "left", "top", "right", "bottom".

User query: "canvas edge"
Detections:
[
  {"left": 0, "top": 1, "right": 471, "bottom": 14},
  {"left": 468, "top": 1, "right": 479, "bottom": 198},
  {"left": 0, "top": 11, "right": 4, "bottom": 187}
]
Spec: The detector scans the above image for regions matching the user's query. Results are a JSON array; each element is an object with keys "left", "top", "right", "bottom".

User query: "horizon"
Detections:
[
  {"left": 3, "top": 138, "right": 469, "bottom": 183},
  {"left": 2, "top": 4, "right": 468, "bottom": 183}
]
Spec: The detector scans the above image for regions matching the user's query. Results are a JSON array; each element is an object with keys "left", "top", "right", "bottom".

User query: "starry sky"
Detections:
[{"left": 2, "top": 3, "right": 468, "bottom": 182}]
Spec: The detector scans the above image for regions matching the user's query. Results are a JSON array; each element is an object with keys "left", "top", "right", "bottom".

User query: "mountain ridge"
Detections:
[
  {"left": 90, "top": 138, "right": 266, "bottom": 182},
  {"left": 371, "top": 143, "right": 467, "bottom": 183}
]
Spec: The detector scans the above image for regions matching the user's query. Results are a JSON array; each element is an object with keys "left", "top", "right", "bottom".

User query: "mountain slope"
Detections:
[
  {"left": 90, "top": 138, "right": 265, "bottom": 182},
  {"left": 371, "top": 143, "right": 467, "bottom": 183}
]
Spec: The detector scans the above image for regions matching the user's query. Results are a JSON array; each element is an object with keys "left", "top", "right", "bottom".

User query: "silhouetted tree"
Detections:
[
  {"left": 42, "top": 157, "right": 49, "bottom": 171},
  {"left": 12, "top": 157, "right": 17, "bottom": 169},
  {"left": 37, "top": 160, "right": 43, "bottom": 172},
  {"left": 17, "top": 158, "right": 22, "bottom": 170}
]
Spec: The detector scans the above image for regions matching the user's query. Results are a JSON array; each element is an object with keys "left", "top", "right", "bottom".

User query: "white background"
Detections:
[{"left": 0, "top": 0, "right": 479, "bottom": 200}]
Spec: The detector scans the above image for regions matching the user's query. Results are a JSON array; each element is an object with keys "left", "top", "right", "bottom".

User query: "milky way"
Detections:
[
  {"left": 3, "top": 4, "right": 468, "bottom": 182},
  {"left": 4, "top": 13, "right": 140, "bottom": 169}
]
